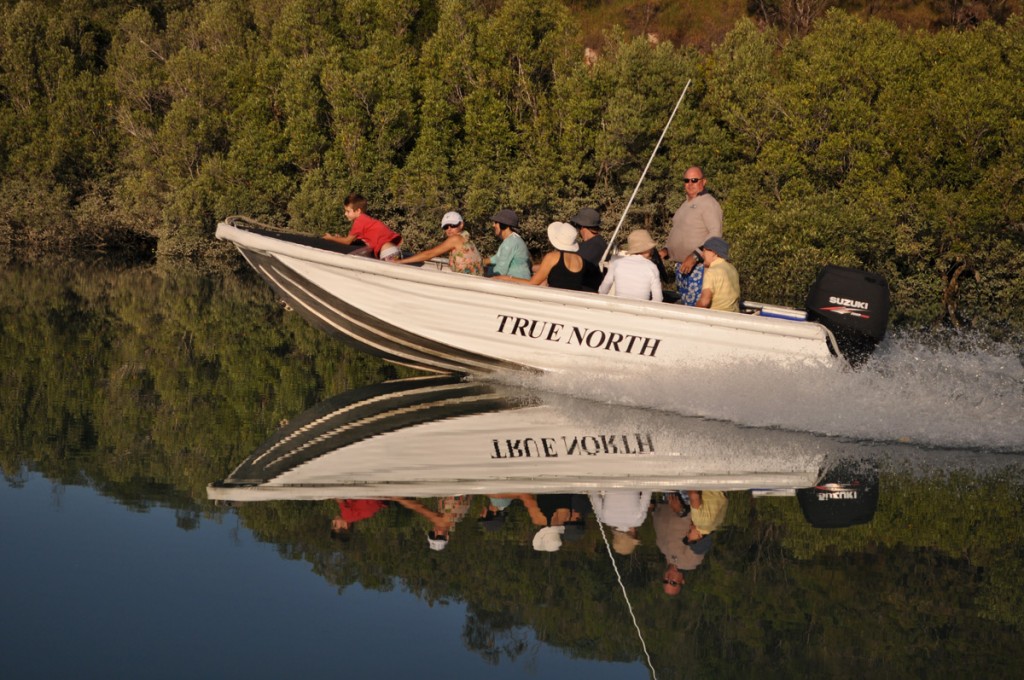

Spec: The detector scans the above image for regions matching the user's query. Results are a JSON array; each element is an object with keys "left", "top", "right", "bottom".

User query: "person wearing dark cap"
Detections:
[
  {"left": 568, "top": 207, "right": 606, "bottom": 292},
  {"left": 571, "top": 207, "right": 607, "bottom": 267},
  {"left": 696, "top": 236, "right": 740, "bottom": 312},
  {"left": 483, "top": 208, "right": 531, "bottom": 279},
  {"left": 477, "top": 497, "right": 512, "bottom": 532}
]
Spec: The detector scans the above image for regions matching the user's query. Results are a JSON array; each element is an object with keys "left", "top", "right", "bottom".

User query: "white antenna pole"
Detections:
[{"left": 600, "top": 79, "right": 691, "bottom": 268}]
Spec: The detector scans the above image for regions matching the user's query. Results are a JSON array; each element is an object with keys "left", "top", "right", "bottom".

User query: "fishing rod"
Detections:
[{"left": 599, "top": 79, "right": 691, "bottom": 269}]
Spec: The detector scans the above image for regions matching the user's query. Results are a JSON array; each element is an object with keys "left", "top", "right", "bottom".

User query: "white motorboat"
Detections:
[{"left": 215, "top": 216, "right": 890, "bottom": 375}]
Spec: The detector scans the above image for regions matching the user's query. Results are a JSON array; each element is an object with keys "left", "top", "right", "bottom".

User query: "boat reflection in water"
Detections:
[
  {"left": 208, "top": 377, "right": 1024, "bottom": 675},
  {"left": 209, "top": 374, "right": 879, "bottom": 531}
]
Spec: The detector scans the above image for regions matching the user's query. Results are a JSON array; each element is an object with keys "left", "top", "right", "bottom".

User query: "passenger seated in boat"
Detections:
[
  {"left": 695, "top": 237, "right": 740, "bottom": 312},
  {"left": 477, "top": 497, "right": 513, "bottom": 532},
  {"left": 569, "top": 207, "right": 606, "bottom": 291},
  {"left": 571, "top": 207, "right": 607, "bottom": 267},
  {"left": 483, "top": 209, "right": 531, "bottom": 278},
  {"left": 490, "top": 493, "right": 588, "bottom": 552},
  {"left": 323, "top": 192, "right": 402, "bottom": 261},
  {"left": 494, "top": 222, "right": 588, "bottom": 291},
  {"left": 598, "top": 229, "right": 663, "bottom": 302},
  {"left": 392, "top": 211, "right": 483, "bottom": 275}
]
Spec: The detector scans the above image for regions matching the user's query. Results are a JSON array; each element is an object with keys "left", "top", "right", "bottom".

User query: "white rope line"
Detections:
[
  {"left": 598, "top": 522, "right": 657, "bottom": 680},
  {"left": 600, "top": 79, "right": 692, "bottom": 269}
]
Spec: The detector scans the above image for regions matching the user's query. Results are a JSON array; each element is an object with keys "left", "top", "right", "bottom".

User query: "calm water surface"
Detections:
[{"left": 1, "top": 263, "right": 1023, "bottom": 679}]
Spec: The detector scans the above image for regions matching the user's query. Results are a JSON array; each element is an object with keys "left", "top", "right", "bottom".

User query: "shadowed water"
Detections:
[{"left": 2, "top": 263, "right": 1022, "bottom": 679}]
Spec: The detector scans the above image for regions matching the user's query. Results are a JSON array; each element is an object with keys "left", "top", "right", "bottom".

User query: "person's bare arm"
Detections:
[
  {"left": 395, "top": 236, "right": 457, "bottom": 264},
  {"left": 495, "top": 251, "right": 556, "bottom": 285},
  {"left": 323, "top": 233, "right": 357, "bottom": 246},
  {"left": 678, "top": 252, "right": 700, "bottom": 275}
]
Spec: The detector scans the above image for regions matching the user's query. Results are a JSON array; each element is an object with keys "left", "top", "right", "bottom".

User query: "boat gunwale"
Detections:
[{"left": 217, "top": 221, "right": 836, "bottom": 347}]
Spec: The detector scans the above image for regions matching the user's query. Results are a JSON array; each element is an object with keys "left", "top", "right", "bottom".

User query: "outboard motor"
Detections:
[
  {"left": 797, "top": 459, "right": 880, "bottom": 529},
  {"left": 805, "top": 265, "right": 890, "bottom": 365}
]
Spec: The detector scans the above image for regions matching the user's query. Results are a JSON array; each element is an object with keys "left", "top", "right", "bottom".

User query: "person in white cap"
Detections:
[
  {"left": 494, "top": 221, "right": 587, "bottom": 291},
  {"left": 387, "top": 495, "right": 472, "bottom": 551},
  {"left": 598, "top": 229, "right": 663, "bottom": 301},
  {"left": 393, "top": 211, "right": 483, "bottom": 275}
]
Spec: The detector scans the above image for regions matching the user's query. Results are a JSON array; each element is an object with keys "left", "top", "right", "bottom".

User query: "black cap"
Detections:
[
  {"left": 490, "top": 209, "right": 520, "bottom": 228},
  {"left": 570, "top": 207, "right": 601, "bottom": 229}
]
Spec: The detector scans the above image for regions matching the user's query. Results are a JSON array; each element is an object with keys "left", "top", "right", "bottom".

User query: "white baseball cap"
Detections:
[{"left": 441, "top": 211, "right": 463, "bottom": 227}]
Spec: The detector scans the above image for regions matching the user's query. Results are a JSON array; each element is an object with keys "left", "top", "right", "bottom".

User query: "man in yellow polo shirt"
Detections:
[
  {"left": 696, "top": 236, "right": 740, "bottom": 312},
  {"left": 682, "top": 490, "right": 729, "bottom": 553}
]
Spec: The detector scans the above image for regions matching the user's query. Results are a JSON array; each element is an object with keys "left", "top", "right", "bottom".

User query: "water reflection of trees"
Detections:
[
  {"left": 463, "top": 608, "right": 530, "bottom": 665},
  {"left": 0, "top": 264, "right": 400, "bottom": 494},
  {"left": 3, "top": 263, "right": 1024, "bottom": 674}
]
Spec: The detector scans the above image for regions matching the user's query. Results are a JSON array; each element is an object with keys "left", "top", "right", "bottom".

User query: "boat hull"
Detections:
[{"left": 217, "top": 220, "right": 842, "bottom": 375}]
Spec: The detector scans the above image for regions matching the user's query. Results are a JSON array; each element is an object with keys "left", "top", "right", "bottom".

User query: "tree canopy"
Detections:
[{"left": 1, "top": 1, "right": 1022, "bottom": 333}]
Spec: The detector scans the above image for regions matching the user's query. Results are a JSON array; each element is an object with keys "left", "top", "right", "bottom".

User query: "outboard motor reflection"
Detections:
[{"left": 797, "top": 460, "right": 880, "bottom": 529}]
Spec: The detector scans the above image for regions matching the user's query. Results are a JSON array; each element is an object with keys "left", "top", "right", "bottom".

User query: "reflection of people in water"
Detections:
[
  {"left": 330, "top": 499, "right": 389, "bottom": 542},
  {"left": 388, "top": 495, "right": 472, "bottom": 551},
  {"left": 503, "top": 493, "right": 590, "bottom": 552},
  {"left": 588, "top": 489, "right": 652, "bottom": 555},
  {"left": 477, "top": 496, "right": 514, "bottom": 532},
  {"left": 685, "top": 489, "right": 728, "bottom": 545},
  {"left": 653, "top": 493, "right": 712, "bottom": 596}
]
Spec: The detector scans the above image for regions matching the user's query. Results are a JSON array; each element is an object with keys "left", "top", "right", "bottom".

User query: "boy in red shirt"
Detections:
[{"left": 324, "top": 192, "right": 402, "bottom": 260}]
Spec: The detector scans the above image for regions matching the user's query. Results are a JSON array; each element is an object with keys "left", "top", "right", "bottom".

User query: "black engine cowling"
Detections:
[
  {"left": 805, "top": 265, "right": 890, "bottom": 365},
  {"left": 797, "top": 459, "right": 880, "bottom": 529}
]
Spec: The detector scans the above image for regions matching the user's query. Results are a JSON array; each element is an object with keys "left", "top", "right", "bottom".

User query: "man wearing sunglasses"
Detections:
[
  {"left": 662, "top": 167, "right": 724, "bottom": 306},
  {"left": 653, "top": 492, "right": 712, "bottom": 596}
]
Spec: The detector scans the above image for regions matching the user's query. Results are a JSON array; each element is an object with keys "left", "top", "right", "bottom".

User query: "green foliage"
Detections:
[{"left": 1, "top": 2, "right": 1023, "bottom": 332}]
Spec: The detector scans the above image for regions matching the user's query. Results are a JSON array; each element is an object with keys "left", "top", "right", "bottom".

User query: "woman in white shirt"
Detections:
[{"left": 598, "top": 229, "right": 663, "bottom": 302}]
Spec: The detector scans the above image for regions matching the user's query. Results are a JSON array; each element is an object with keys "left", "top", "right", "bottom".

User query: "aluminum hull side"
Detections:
[{"left": 217, "top": 221, "right": 841, "bottom": 375}]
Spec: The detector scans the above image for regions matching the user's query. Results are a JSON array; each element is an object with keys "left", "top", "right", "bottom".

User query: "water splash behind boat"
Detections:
[{"left": 520, "top": 329, "right": 1024, "bottom": 454}]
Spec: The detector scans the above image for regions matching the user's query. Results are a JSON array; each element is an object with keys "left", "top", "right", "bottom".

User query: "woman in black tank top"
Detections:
[{"left": 492, "top": 221, "right": 590, "bottom": 291}]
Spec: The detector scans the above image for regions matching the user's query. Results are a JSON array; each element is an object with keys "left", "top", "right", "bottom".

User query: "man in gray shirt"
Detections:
[{"left": 662, "top": 166, "right": 723, "bottom": 305}]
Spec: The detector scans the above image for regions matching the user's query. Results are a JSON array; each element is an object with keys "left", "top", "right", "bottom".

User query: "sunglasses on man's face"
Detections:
[
  {"left": 662, "top": 578, "right": 682, "bottom": 586},
  {"left": 682, "top": 177, "right": 704, "bottom": 184}
]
